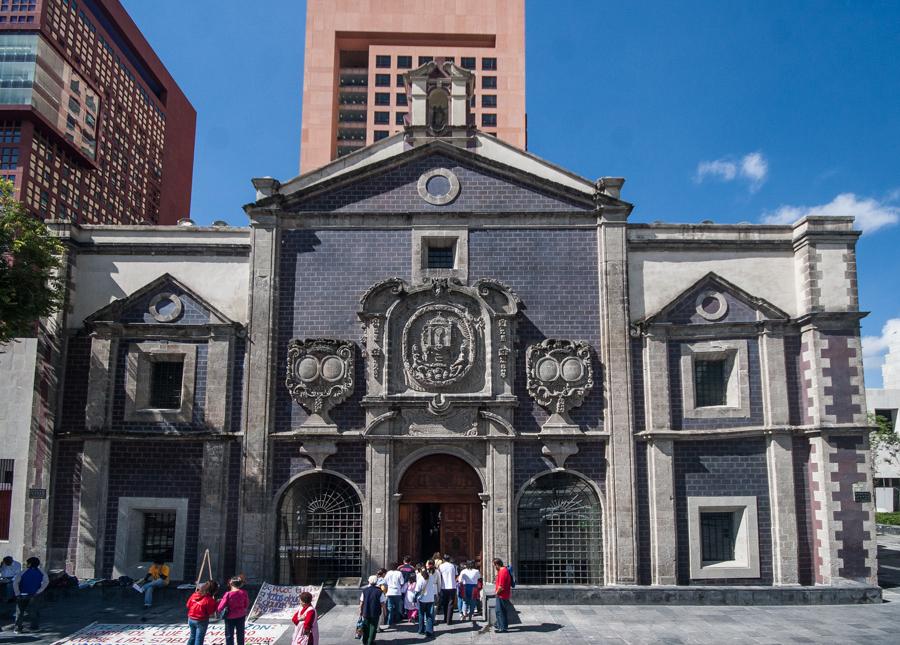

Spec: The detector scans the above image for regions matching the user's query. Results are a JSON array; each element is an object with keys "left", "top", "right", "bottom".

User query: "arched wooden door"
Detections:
[{"left": 398, "top": 454, "right": 483, "bottom": 564}]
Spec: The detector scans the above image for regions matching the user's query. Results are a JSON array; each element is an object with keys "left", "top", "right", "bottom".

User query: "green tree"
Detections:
[
  {"left": 870, "top": 411, "right": 900, "bottom": 471},
  {"left": 0, "top": 178, "right": 64, "bottom": 343}
]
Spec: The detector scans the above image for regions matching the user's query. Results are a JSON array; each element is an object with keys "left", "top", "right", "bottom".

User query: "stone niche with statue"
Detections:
[{"left": 359, "top": 277, "right": 520, "bottom": 437}]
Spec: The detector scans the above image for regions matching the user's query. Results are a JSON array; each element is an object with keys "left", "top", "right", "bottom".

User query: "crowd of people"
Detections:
[{"left": 357, "top": 553, "right": 514, "bottom": 643}]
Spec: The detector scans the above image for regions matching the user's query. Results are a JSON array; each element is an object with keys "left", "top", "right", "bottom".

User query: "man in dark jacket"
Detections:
[
  {"left": 359, "top": 574, "right": 386, "bottom": 644},
  {"left": 12, "top": 557, "right": 48, "bottom": 633}
]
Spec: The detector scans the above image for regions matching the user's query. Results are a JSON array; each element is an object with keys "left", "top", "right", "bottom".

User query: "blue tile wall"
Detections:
[
  {"left": 60, "top": 334, "right": 91, "bottom": 432},
  {"left": 276, "top": 229, "right": 411, "bottom": 432},
  {"left": 468, "top": 229, "right": 603, "bottom": 433},
  {"left": 668, "top": 337, "right": 764, "bottom": 430},
  {"left": 631, "top": 337, "right": 645, "bottom": 433},
  {"left": 230, "top": 336, "right": 246, "bottom": 432},
  {"left": 784, "top": 335, "right": 804, "bottom": 426},
  {"left": 674, "top": 438, "right": 773, "bottom": 585},
  {"left": 295, "top": 154, "right": 592, "bottom": 213},
  {"left": 120, "top": 285, "right": 211, "bottom": 325},
  {"left": 635, "top": 442, "right": 651, "bottom": 585}
]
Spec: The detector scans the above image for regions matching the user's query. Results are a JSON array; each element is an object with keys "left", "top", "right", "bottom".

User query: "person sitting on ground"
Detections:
[
  {"left": 359, "top": 575, "right": 386, "bottom": 645},
  {"left": 291, "top": 590, "right": 318, "bottom": 645},
  {"left": 383, "top": 562, "right": 406, "bottom": 627},
  {"left": 140, "top": 558, "right": 169, "bottom": 609},
  {"left": 12, "top": 557, "right": 48, "bottom": 634},
  {"left": 186, "top": 580, "right": 219, "bottom": 645},
  {"left": 217, "top": 575, "right": 250, "bottom": 645}
]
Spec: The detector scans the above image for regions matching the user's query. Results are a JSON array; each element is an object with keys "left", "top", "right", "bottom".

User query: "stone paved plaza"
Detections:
[{"left": 4, "top": 534, "right": 899, "bottom": 644}]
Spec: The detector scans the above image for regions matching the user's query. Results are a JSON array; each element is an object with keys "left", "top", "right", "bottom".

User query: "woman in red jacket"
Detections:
[
  {"left": 291, "top": 591, "right": 318, "bottom": 645},
  {"left": 186, "top": 580, "right": 219, "bottom": 645}
]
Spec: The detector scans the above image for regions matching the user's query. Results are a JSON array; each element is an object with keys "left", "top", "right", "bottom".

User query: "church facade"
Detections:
[{"left": 21, "top": 62, "right": 875, "bottom": 590}]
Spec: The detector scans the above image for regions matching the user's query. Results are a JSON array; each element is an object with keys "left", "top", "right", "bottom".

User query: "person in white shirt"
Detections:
[
  {"left": 383, "top": 563, "right": 406, "bottom": 627},
  {"left": 457, "top": 560, "right": 482, "bottom": 621},
  {"left": 0, "top": 556, "right": 22, "bottom": 602},
  {"left": 437, "top": 554, "right": 458, "bottom": 625},
  {"left": 414, "top": 562, "right": 438, "bottom": 638}
]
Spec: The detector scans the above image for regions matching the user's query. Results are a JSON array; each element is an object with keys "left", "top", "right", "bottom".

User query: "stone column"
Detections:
[
  {"left": 597, "top": 207, "right": 637, "bottom": 584},
  {"left": 366, "top": 439, "right": 391, "bottom": 573},
  {"left": 238, "top": 212, "right": 279, "bottom": 581},
  {"left": 205, "top": 328, "right": 235, "bottom": 432},
  {"left": 197, "top": 441, "right": 229, "bottom": 582},
  {"left": 74, "top": 438, "right": 111, "bottom": 579},
  {"left": 485, "top": 437, "right": 514, "bottom": 581},
  {"left": 647, "top": 439, "right": 677, "bottom": 585},
  {"left": 85, "top": 334, "right": 118, "bottom": 430},
  {"left": 766, "top": 432, "right": 799, "bottom": 585}
]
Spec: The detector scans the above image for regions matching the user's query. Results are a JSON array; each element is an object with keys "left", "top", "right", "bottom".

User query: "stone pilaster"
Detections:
[
  {"left": 205, "top": 328, "right": 235, "bottom": 432},
  {"left": 759, "top": 329, "right": 790, "bottom": 428},
  {"left": 597, "top": 207, "right": 637, "bottom": 584},
  {"left": 766, "top": 432, "right": 799, "bottom": 585},
  {"left": 647, "top": 439, "right": 677, "bottom": 585},
  {"left": 85, "top": 334, "right": 118, "bottom": 430},
  {"left": 75, "top": 438, "right": 111, "bottom": 579},
  {"left": 366, "top": 439, "right": 391, "bottom": 572},
  {"left": 197, "top": 441, "right": 229, "bottom": 582},
  {"left": 238, "top": 212, "right": 279, "bottom": 581},
  {"left": 485, "top": 437, "right": 514, "bottom": 582}
]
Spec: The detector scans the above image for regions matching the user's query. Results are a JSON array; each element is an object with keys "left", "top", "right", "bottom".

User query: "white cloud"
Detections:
[
  {"left": 762, "top": 193, "right": 900, "bottom": 233},
  {"left": 863, "top": 318, "right": 900, "bottom": 359},
  {"left": 695, "top": 152, "right": 768, "bottom": 191}
]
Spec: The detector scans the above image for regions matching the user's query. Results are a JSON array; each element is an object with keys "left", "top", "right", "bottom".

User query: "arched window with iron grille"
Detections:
[
  {"left": 277, "top": 472, "right": 362, "bottom": 584},
  {"left": 516, "top": 471, "right": 603, "bottom": 585}
]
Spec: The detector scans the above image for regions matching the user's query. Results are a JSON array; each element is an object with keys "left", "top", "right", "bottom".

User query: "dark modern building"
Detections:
[{"left": 0, "top": 0, "right": 195, "bottom": 224}]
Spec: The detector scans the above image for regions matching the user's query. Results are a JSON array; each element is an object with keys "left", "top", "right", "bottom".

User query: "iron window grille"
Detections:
[
  {"left": 426, "top": 244, "right": 455, "bottom": 269},
  {"left": 141, "top": 511, "right": 176, "bottom": 562},
  {"left": 277, "top": 473, "right": 362, "bottom": 584},
  {"left": 694, "top": 358, "right": 727, "bottom": 407},
  {"left": 149, "top": 360, "right": 183, "bottom": 409},
  {"left": 700, "top": 511, "right": 736, "bottom": 563},
  {"left": 517, "top": 472, "right": 603, "bottom": 584}
]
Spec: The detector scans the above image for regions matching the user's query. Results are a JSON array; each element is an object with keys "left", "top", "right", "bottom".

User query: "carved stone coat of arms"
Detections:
[{"left": 285, "top": 338, "right": 354, "bottom": 427}]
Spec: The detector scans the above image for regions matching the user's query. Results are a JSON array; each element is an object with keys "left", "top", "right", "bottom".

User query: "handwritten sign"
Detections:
[
  {"left": 248, "top": 582, "right": 323, "bottom": 622},
  {"left": 52, "top": 622, "right": 288, "bottom": 644}
]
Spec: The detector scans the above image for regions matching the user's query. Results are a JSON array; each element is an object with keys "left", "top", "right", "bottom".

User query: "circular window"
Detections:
[
  {"left": 695, "top": 290, "right": 728, "bottom": 321},
  {"left": 148, "top": 293, "right": 183, "bottom": 323},
  {"left": 417, "top": 168, "right": 460, "bottom": 205}
]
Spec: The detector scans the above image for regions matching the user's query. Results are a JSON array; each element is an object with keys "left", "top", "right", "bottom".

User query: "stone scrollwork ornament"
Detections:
[
  {"left": 286, "top": 338, "right": 354, "bottom": 429},
  {"left": 402, "top": 303, "right": 480, "bottom": 391},
  {"left": 526, "top": 339, "right": 593, "bottom": 433}
]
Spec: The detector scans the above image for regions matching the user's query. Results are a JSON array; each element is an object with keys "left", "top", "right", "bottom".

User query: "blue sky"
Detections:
[{"left": 123, "top": 0, "right": 900, "bottom": 387}]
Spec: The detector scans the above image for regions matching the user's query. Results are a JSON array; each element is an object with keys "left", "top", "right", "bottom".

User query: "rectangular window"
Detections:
[
  {"left": 481, "top": 113, "right": 497, "bottom": 127},
  {"left": 149, "top": 360, "right": 184, "bottom": 410},
  {"left": 397, "top": 55, "right": 412, "bottom": 69},
  {"left": 418, "top": 56, "right": 433, "bottom": 66},
  {"left": 482, "top": 57, "right": 497, "bottom": 70},
  {"left": 373, "top": 130, "right": 389, "bottom": 141},
  {"left": 396, "top": 92, "right": 408, "bottom": 106},
  {"left": 375, "top": 54, "right": 391, "bottom": 68},
  {"left": 375, "top": 73, "right": 391, "bottom": 87},
  {"left": 0, "top": 459, "right": 12, "bottom": 541},
  {"left": 0, "top": 147, "right": 18, "bottom": 170},
  {"left": 396, "top": 74, "right": 405, "bottom": 87},
  {"left": 460, "top": 57, "right": 476, "bottom": 70},
  {"left": 482, "top": 76, "right": 497, "bottom": 89},
  {"left": 694, "top": 358, "right": 727, "bottom": 407},
  {"left": 482, "top": 94, "right": 497, "bottom": 108},
  {"left": 374, "top": 92, "right": 390, "bottom": 106},
  {"left": 374, "top": 111, "right": 389, "bottom": 124},
  {"left": 141, "top": 511, "right": 176, "bottom": 562},
  {"left": 395, "top": 112, "right": 406, "bottom": 125},
  {"left": 427, "top": 243, "right": 455, "bottom": 269},
  {"left": 700, "top": 512, "right": 736, "bottom": 563}
]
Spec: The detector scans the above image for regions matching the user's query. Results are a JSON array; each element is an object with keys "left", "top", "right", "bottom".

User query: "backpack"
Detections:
[{"left": 506, "top": 565, "right": 516, "bottom": 588}]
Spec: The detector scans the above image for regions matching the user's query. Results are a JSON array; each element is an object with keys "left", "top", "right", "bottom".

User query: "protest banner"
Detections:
[
  {"left": 248, "top": 582, "right": 323, "bottom": 621},
  {"left": 52, "top": 622, "right": 288, "bottom": 645}
]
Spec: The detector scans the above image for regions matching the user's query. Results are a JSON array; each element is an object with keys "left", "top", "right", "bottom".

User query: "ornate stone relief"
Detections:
[
  {"left": 526, "top": 339, "right": 594, "bottom": 433},
  {"left": 402, "top": 303, "right": 480, "bottom": 390},
  {"left": 298, "top": 440, "right": 338, "bottom": 469},
  {"left": 285, "top": 338, "right": 354, "bottom": 430}
]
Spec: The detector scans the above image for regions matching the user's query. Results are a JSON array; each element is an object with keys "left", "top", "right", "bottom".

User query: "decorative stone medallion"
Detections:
[
  {"left": 695, "top": 289, "right": 728, "bottom": 321},
  {"left": 417, "top": 168, "right": 460, "bottom": 205},
  {"left": 286, "top": 338, "right": 354, "bottom": 426},
  {"left": 526, "top": 339, "right": 594, "bottom": 431},
  {"left": 148, "top": 292, "right": 183, "bottom": 322},
  {"left": 402, "top": 303, "right": 477, "bottom": 391}
]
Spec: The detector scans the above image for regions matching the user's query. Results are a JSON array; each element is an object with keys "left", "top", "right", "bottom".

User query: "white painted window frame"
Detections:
[{"left": 124, "top": 341, "right": 197, "bottom": 423}]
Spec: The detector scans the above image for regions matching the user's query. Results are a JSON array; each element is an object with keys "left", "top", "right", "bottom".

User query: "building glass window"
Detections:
[
  {"left": 460, "top": 57, "right": 476, "bottom": 70},
  {"left": 375, "top": 73, "right": 391, "bottom": 87},
  {"left": 517, "top": 472, "right": 603, "bottom": 584},
  {"left": 694, "top": 358, "right": 727, "bottom": 407},
  {"left": 426, "top": 243, "right": 455, "bottom": 269},
  {"left": 0, "top": 459, "right": 12, "bottom": 541},
  {"left": 375, "top": 54, "right": 391, "bottom": 68},
  {"left": 374, "top": 92, "right": 390, "bottom": 106},
  {"left": 396, "top": 92, "right": 408, "bottom": 106},
  {"left": 482, "top": 76, "right": 497, "bottom": 89},
  {"left": 397, "top": 55, "right": 412, "bottom": 69},
  {"left": 395, "top": 112, "right": 406, "bottom": 126},
  {"left": 0, "top": 146, "right": 18, "bottom": 169},
  {"left": 481, "top": 113, "right": 497, "bottom": 128},
  {"left": 141, "top": 511, "right": 176, "bottom": 562},
  {"left": 418, "top": 56, "right": 433, "bottom": 66},
  {"left": 149, "top": 360, "right": 184, "bottom": 410},
  {"left": 701, "top": 512, "right": 736, "bottom": 563},
  {"left": 396, "top": 74, "right": 405, "bottom": 87},
  {"left": 482, "top": 95, "right": 497, "bottom": 108},
  {"left": 373, "top": 130, "right": 389, "bottom": 141},
  {"left": 277, "top": 472, "right": 362, "bottom": 584},
  {"left": 482, "top": 57, "right": 497, "bottom": 71},
  {"left": 373, "top": 111, "right": 389, "bottom": 124}
]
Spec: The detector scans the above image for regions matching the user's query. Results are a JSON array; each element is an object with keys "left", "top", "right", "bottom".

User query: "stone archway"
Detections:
[{"left": 397, "top": 454, "right": 483, "bottom": 564}]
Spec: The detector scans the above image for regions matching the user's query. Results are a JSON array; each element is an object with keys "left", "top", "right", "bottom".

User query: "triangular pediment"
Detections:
[
  {"left": 85, "top": 273, "right": 236, "bottom": 327},
  {"left": 640, "top": 273, "right": 790, "bottom": 326}
]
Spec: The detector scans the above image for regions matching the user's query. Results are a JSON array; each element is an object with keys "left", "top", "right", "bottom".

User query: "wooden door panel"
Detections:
[{"left": 398, "top": 503, "right": 420, "bottom": 561}]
